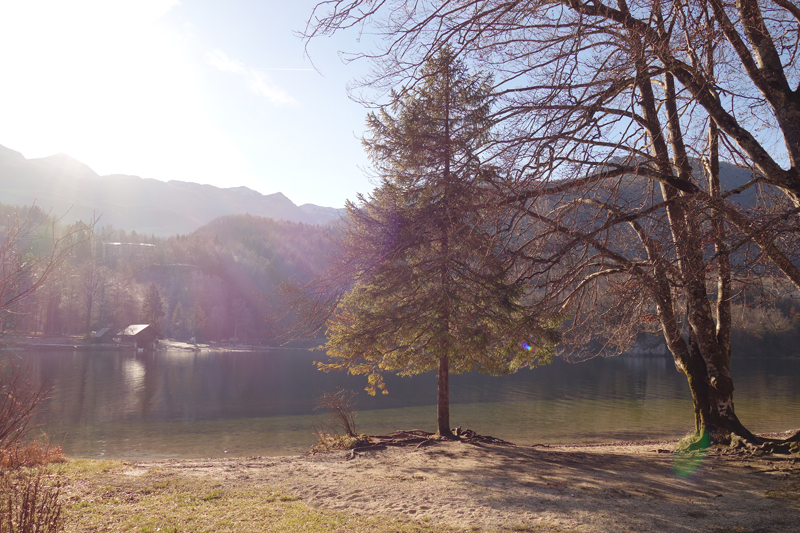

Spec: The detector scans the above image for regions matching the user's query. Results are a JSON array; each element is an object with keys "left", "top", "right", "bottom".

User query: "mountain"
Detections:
[
  {"left": 0, "top": 145, "right": 345, "bottom": 235},
  {"left": 299, "top": 203, "right": 346, "bottom": 225}
]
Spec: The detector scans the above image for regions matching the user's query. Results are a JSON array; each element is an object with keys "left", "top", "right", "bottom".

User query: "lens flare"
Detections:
[
  {"left": 522, "top": 342, "right": 532, "bottom": 351},
  {"left": 673, "top": 432, "right": 710, "bottom": 478}
]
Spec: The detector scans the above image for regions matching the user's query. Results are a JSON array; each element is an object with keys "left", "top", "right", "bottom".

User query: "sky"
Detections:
[{"left": 0, "top": 0, "right": 375, "bottom": 208}]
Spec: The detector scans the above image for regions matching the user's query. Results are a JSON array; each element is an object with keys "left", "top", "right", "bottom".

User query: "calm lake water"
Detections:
[{"left": 14, "top": 348, "right": 800, "bottom": 459}]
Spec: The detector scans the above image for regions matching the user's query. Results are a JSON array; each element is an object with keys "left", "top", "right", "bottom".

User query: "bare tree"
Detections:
[
  {"left": 0, "top": 207, "right": 82, "bottom": 480},
  {"left": 78, "top": 260, "right": 107, "bottom": 337},
  {"left": 210, "top": 304, "right": 226, "bottom": 342},
  {"left": 304, "top": 0, "right": 800, "bottom": 447},
  {"left": 230, "top": 298, "right": 252, "bottom": 343},
  {"left": 0, "top": 207, "right": 86, "bottom": 339},
  {"left": 0, "top": 358, "right": 48, "bottom": 454}
]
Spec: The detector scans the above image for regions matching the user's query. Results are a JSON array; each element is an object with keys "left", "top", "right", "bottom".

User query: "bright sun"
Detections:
[{"left": 0, "top": 0, "right": 246, "bottom": 183}]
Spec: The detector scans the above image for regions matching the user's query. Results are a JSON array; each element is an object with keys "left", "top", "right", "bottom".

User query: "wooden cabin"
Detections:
[{"left": 117, "top": 324, "right": 158, "bottom": 350}]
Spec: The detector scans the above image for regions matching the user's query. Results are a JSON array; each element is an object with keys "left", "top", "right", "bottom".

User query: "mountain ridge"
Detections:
[{"left": 0, "top": 144, "right": 345, "bottom": 235}]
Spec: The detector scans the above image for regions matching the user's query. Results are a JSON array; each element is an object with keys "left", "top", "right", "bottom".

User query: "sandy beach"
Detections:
[{"left": 119, "top": 433, "right": 800, "bottom": 532}]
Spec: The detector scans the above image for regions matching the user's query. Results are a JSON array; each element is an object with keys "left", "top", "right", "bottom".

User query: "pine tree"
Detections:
[
  {"left": 171, "top": 301, "right": 185, "bottom": 340},
  {"left": 187, "top": 299, "right": 206, "bottom": 342},
  {"left": 321, "top": 49, "right": 560, "bottom": 437},
  {"left": 140, "top": 282, "right": 165, "bottom": 334}
]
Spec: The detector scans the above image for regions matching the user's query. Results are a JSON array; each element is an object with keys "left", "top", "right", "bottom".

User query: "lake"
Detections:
[{"left": 14, "top": 348, "right": 800, "bottom": 459}]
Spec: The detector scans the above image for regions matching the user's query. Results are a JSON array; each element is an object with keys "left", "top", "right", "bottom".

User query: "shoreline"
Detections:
[
  {"left": 5, "top": 335, "right": 800, "bottom": 359},
  {"left": 61, "top": 433, "right": 800, "bottom": 532},
  {"left": 0, "top": 334, "right": 309, "bottom": 353}
]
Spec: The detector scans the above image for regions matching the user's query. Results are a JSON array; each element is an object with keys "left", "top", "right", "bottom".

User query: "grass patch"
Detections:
[
  {"left": 51, "top": 457, "right": 582, "bottom": 533},
  {"left": 264, "top": 490, "right": 298, "bottom": 502},
  {"left": 765, "top": 471, "right": 800, "bottom": 503},
  {"left": 765, "top": 487, "right": 800, "bottom": 502},
  {"left": 55, "top": 458, "right": 488, "bottom": 533},
  {"left": 201, "top": 486, "right": 224, "bottom": 501}
]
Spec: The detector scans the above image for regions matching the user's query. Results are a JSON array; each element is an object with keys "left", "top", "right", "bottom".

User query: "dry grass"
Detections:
[
  {"left": 51, "top": 458, "right": 523, "bottom": 533},
  {"left": 0, "top": 468, "right": 64, "bottom": 533},
  {"left": 310, "top": 432, "right": 373, "bottom": 452},
  {"left": 0, "top": 444, "right": 66, "bottom": 533},
  {"left": 765, "top": 469, "right": 800, "bottom": 502}
]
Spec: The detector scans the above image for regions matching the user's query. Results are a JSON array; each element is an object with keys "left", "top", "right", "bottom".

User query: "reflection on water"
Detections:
[{"left": 19, "top": 349, "right": 800, "bottom": 459}]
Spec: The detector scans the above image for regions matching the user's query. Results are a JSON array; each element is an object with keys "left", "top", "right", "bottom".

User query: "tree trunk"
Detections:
[
  {"left": 437, "top": 353, "right": 452, "bottom": 437},
  {"left": 661, "top": 310, "right": 758, "bottom": 447},
  {"left": 635, "top": 60, "right": 758, "bottom": 449},
  {"left": 680, "top": 335, "right": 757, "bottom": 447},
  {"left": 436, "top": 69, "right": 453, "bottom": 440}
]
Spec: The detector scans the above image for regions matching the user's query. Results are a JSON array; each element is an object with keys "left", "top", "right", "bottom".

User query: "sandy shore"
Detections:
[{"left": 125, "top": 435, "right": 800, "bottom": 532}]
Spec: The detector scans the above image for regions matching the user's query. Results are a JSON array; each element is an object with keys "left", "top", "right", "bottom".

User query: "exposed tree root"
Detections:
[
  {"left": 677, "top": 429, "right": 800, "bottom": 457},
  {"left": 724, "top": 434, "right": 800, "bottom": 457},
  {"left": 339, "top": 428, "right": 515, "bottom": 459},
  {"left": 451, "top": 427, "right": 516, "bottom": 446},
  {"left": 763, "top": 429, "right": 800, "bottom": 444},
  {"left": 331, "top": 428, "right": 800, "bottom": 460}
]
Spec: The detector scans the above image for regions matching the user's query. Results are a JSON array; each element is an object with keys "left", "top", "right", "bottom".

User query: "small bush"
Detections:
[
  {"left": 311, "top": 388, "right": 365, "bottom": 451},
  {"left": 0, "top": 469, "right": 63, "bottom": 533},
  {"left": 314, "top": 388, "right": 358, "bottom": 437},
  {"left": 0, "top": 441, "right": 65, "bottom": 470}
]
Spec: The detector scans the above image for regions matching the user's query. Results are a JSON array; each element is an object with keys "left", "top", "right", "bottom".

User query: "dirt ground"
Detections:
[{"left": 127, "top": 434, "right": 800, "bottom": 533}]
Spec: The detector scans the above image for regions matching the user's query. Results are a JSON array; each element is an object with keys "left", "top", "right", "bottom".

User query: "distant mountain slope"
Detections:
[
  {"left": 0, "top": 144, "right": 344, "bottom": 235},
  {"left": 299, "top": 203, "right": 346, "bottom": 225}
]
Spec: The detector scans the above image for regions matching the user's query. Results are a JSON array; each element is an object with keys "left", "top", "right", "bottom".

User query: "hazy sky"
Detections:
[{"left": 0, "top": 0, "right": 374, "bottom": 208}]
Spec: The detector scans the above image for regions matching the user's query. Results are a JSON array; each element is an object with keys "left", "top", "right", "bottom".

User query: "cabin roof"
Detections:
[
  {"left": 119, "top": 324, "right": 153, "bottom": 336},
  {"left": 93, "top": 328, "right": 111, "bottom": 338}
]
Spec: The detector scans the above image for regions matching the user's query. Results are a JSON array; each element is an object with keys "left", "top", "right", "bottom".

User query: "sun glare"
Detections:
[{"left": 0, "top": 0, "right": 248, "bottom": 183}]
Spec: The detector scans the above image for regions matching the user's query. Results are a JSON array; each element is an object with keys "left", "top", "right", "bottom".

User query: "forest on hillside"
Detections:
[
  {"left": 1, "top": 200, "right": 799, "bottom": 353},
  {"left": 2, "top": 204, "right": 338, "bottom": 344}
]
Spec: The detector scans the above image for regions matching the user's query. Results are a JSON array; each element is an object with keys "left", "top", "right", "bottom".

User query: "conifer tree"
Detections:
[
  {"left": 187, "top": 299, "right": 206, "bottom": 341},
  {"left": 321, "top": 49, "right": 560, "bottom": 436},
  {"left": 171, "top": 301, "right": 185, "bottom": 340},
  {"left": 140, "top": 282, "right": 165, "bottom": 334}
]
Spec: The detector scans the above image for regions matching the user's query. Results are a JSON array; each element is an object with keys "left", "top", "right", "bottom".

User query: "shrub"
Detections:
[
  {"left": 0, "top": 469, "right": 63, "bottom": 533},
  {"left": 314, "top": 388, "right": 358, "bottom": 437},
  {"left": 0, "top": 441, "right": 65, "bottom": 470},
  {"left": 312, "top": 388, "right": 369, "bottom": 451}
]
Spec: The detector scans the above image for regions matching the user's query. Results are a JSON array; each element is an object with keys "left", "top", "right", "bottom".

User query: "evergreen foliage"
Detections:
[
  {"left": 171, "top": 301, "right": 185, "bottom": 340},
  {"left": 321, "top": 50, "right": 560, "bottom": 435},
  {"left": 0, "top": 205, "right": 336, "bottom": 343},
  {"left": 187, "top": 299, "right": 207, "bottom": 341},
  {"left": 140, "top": 282, "right": 165, "bottom": 333}
]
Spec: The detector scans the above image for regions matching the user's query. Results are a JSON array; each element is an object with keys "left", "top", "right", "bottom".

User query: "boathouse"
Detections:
[{"left": 118, "top": 324, "right": 158, "bottom": 350}]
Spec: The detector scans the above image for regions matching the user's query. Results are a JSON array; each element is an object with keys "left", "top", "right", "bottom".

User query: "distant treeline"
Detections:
[
  {"left": 5, "top": 204, "right": 338, "bottom": 344},
  {"left": 3, "top": 202, "right": 800, "bottom": 352}
]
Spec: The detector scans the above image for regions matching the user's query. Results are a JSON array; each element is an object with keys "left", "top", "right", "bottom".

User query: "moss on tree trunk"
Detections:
[{"left": 679, "top": 336, "right": 758, "bottom": 449}]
